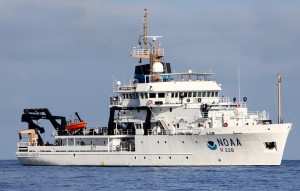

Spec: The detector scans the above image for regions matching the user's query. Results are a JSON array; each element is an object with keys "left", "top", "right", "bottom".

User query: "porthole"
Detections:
[
  {"left": 134, "top": 157, "right": 136, "bottom": 159},
  {"left": 196, "top": 141, "right": 198, "bottom": 143},
  {"left": 169, "top": 156, "right": 172, "bottom": 159},
  {"left": 165, "top": 141, "right": 167, "bottom": 144},
  {"left": 186, "top": 157, "right": 189, "bottom": 159},
  {"left": 144, "top": 156, "right": 146, "bottom": 159},
  {"left": 159, "top": 156, "right": 161, "bottom": 159},
  {"left": 182, "top": 141, "right": 184, "bottom": 143},
  {"left": 157, "top": 141, "right": 159, "bottom": 144}
]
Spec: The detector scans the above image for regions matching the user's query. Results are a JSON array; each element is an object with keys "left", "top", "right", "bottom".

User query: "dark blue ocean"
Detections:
[{"left": 1, "top": 160, "right": 299, "bottom": 191}]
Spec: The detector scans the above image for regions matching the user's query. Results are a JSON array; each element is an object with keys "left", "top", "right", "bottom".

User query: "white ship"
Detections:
[{"left": 16, "top": 9, "right": 292, "bottom": 166}]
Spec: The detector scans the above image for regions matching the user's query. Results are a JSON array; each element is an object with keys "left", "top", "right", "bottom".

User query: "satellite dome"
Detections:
[{"left": 153, "top": 62, "right": 164, "bottom": 73}]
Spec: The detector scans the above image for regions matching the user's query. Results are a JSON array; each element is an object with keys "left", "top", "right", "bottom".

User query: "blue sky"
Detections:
[{"left": 0, "top": 0, "right": 299, "bottom": 159}]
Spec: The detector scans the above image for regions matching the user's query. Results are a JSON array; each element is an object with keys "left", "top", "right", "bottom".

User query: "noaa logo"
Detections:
[{"left": 207, "top": 141, "right": 217, "bottom": 150}]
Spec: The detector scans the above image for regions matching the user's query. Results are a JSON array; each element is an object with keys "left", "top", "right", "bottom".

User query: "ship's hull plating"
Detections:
[{"left": 16, "top": 124, "right": 292, "bottom": 166}]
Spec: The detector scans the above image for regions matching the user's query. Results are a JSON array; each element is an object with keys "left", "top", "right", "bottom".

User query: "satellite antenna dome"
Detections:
[
  {"left": 153, "top": 61, "right": 164, "bottom": 73},
  {"left": 116, "top": 81, "right": 121, "bottom": 86}
]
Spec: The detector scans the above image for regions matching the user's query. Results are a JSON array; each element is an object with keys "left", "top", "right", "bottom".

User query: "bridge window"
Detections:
[
  {"left": 158, "top": 93, "right": 165, "bottom": 98},
  {"left": 149, "top": 93, "right": 156, "bottom": 98},
  {"left": 171, "top": 92, "right": 174, "bottom": 98},
  {"left": 215, "top": 92, "right": 219, "bottom": 97},
  {"left": 135, "top": 124, "right": 142, "bottom": 129},
  {"left": 144, "top": 93, "right": 148, "bottom": 99},
  {"left": 207, "top": 92, "right": 211, "bottom": 97},
  {"left": 188, "top": 92, "right": 192, "bottom": 97},
  {"left": 198, "top": 92, "right": 202, "bottom": 97},
  {"left": 202, "top": 92, "right": 206, "bottom": 97},
  {"left": 211, "top": 92, "right": 215, "bottom": 97},
  {"left": 129, "top": 94, "right": 132, "bottom": 99},
  {"left": 193, "top": 92, "right": 197, "bottom": 97},
  {"left": 175, "top": 92, "right": 178, "bottom": 98},
  {"left": 140, "top": 93, "right": 144, "bottom": 99},
  {"left": 181, "top": 92, "right": 187, "bottom": 98}
]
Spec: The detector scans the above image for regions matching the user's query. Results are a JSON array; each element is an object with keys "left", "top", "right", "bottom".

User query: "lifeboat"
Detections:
[
  {"left": 66, "top": 112, "right": 87, "bottom": 132},
  {"left": 66, "top": 120, "right": 87, "bottom": 132}
]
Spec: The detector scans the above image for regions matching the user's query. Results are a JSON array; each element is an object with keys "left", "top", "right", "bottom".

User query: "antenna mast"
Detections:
[
  {"left": 238, "top": 61, "right": 241, "bottom": 103},
  {"left": 278, "top": 74, "right": 281, "bottom": 124},
  {"left": 143, "top": 8, "right": 148, "bottom": 50},
  {"left": 131, "top": 9, "right": 164, "bottom": 78}
]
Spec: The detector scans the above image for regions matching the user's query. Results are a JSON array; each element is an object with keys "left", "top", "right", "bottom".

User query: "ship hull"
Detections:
[{"left": 16, "top": 124, "right": 292, "bottom": 166}]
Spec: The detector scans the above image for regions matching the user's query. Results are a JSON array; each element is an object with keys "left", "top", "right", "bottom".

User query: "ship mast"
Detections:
[
  {"left": 143, "top": 8, "right": 147, "bottom": 50},
  {"left": 278, "top": 73, "right": 281, "bottom": 124},
  {"left": 131, "top": 9, "right": 164, "bottom": 76}
]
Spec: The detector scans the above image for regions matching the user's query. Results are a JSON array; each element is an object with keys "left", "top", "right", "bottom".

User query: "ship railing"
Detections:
[
  {"left": 176, "top": 129, "right": 202, "bottom": 135},
  {"left": 246, "top": 111, "right": 269, "bottom": 120},
  {"left": 23, "top": 146, "right": 111, "bottom": 153},
  {"left": 147, "top": 129, "right": 170, "bottom": 135},
  {"left": 114, "top": 129, "right": 135, "bottom": 135},
  {"left": 219, "top": 98, "right": 247, "bottom": 108},
  {"left": 17, "top": 142, "right": 30, "bottom": 147},
  {"left": 53, "top": 131, "right": 58, "bottom": 136},
  {"left": 113, "top": 73, "right": 215, "bottom": 87},
  {"left": 147, "top": 128, "right": 202, "bottom": 135},
  {"left": 131, "top": 48, "right": 164, "bottom": 56},
  {"left": 53, "top": 129, "right": 135, "bottom": 136},
  {"left": 117, "top": 116, "right": 135, "bottom": 120},
  {"left": 143, "top": 72, "right": 214, "bottom": 83},
  {"left": 23, "top": 145, "right": 136, "bottom": 153},
  {"left": 237, "top": 102, "right": 247, "bottom": 108},
  {"left": 219, "top": 97, "right": 230, "bottom": 103},
  {"left": 115, "top": 144, "right": 135, "bottom": 152}
]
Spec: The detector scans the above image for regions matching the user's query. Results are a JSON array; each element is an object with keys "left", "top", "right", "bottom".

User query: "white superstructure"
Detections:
[{"left": 16, "top": 9, "right": 292, "bottom": 166}]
